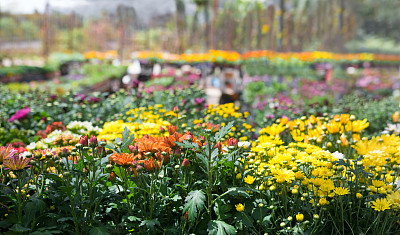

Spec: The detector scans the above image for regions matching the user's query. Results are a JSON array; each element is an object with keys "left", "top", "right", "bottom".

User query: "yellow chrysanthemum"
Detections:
[
  {"left": 371, "top": 198, "right": 391, "bottom": 212},
  {"left": 235, "top": 203, "right": 245, "bottom": 212},
  {"left": 244, "top": 175, "right": 256, "bottom": 185},
  {"left": 334, "top": 187, "right": 349, "bottom": 196}
]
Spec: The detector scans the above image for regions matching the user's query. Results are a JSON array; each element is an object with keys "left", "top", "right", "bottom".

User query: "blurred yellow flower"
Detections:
[
  {"left": 244, "top": 175, "right": 256, "bottom": 185},
  {"left": 296, "top": 213, "right": 304, "bottom": 222},
  {"left": 235, "top": 203, "right": 245, "bottom": 212}
]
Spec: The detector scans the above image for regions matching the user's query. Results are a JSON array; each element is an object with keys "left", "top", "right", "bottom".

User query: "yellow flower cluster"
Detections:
[
  {"left": 353, "top": 135, "right": 400, "bottom": 195},
  {"left": 261, "top": 114, "right": 369, "bottom": 153},
  {"left": 206, "top": 103, "right": 248, "bottom": 119},
  {"left": 126, "top": 105, "right": 166, "bottom": 123},
  {"left": 98, "top": 120, "right": 170, "bottom": 141},
  {"left": 98, "top": 105, "right": 170, "bottom": 141},
  {"left": 205, "top": 103, "right": 253, "bottom": 141},
  {"left": 242, "top": 127, "right": 400, "bottom": 213}
]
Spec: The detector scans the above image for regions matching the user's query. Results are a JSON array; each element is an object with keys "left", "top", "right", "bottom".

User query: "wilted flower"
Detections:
[
  {"left": 128, "top": 144, "right": 139, "bottom": 154},
  {"left": 159, "top": 126, "right": 166, "bottom": 133},
  {"left": 265, "top": 114, "right": 275, "bottom": 119},
  {"left": 88, "top": 97, "right": 99, "bottom": 103},
  {"left": 174, "top": 148, "right": 182, "bottom": 156},
  {"left": 215, "top": 141, "right": 223, "bottom": 152}
]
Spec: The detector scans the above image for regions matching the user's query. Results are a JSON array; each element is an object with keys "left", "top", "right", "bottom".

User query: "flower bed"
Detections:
[{"left": 1, "top": 84, "right": 400, "bottom": 234}]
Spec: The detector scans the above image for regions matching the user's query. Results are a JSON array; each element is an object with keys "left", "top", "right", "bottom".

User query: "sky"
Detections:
[
  {"left": 1, "top": 0, "right": 196, "bottom": 22},
  {"left": 2, "top": 0, "right": 86, "bottom": 14}
]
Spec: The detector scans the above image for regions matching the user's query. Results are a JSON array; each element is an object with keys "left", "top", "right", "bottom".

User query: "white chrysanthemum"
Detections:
[
  {"left": 331, "top": 151, "right": 345, "bottom": 160},
  {"left": 238, "top": 141, "right": 251, "bottom": 148},
  {"left": 27, "top": 142, "right": 36, "bottom": 150},
  {"left": 382, "top": 124, "right": 400, "bottom": 136},
  {"left": 20, "top": 151, "right": 31, "bottom": 158},
  {"left": 66, "top": 121, "right": 102, "bottom": 135}
]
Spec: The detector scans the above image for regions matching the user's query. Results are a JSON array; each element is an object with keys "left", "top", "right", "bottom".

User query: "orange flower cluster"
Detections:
[
  {"left": 108, "top": 125, "right": 204, "bottom": 176},
  {"left": 84, "top": 50, "right": 118, "bottom": 60},
  {"left": 131, "top": 50, "right": 400, "bottom": 63}
]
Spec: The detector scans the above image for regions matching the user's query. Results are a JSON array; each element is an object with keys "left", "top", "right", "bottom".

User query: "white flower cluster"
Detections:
[
  {"left": 26, "top": 130, "right": 81, "bottom": 150},
  {"left": 382, "top": 124, "right": 400, "bottom": 136},
  {"left": 330, "top": 151, "right": 345, "bottom": 160},
  {"left": 238, "top": 141, "right": 251, "bottom": 149},
  {"left": 67, "top": 121, "right": 102, "bottom": 136}
]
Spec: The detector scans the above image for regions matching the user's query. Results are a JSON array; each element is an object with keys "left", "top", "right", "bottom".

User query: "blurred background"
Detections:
[{"left": 2, "top": 0, "right": 400, "bottom": 59}]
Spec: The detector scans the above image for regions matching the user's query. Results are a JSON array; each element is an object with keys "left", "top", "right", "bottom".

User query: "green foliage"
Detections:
[
  {"left": 335, "top": 95, "right": 398, "bottom": 136},
  {"left": 183, "top": 190, "right": 206, "bottom": 222},
  {"left": 145, "top": 76, "right": 175, "bottom": 87},
  {"left": 207, "top": 220, "right": 236, "bottom": 235}
]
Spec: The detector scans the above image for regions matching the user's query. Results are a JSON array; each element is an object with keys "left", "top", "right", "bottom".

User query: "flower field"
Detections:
[{"left": 1, "top": 83, "right": 400, "bottom": 235}]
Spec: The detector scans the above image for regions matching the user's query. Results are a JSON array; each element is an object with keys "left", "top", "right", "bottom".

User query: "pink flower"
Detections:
[
  {"left": 8, "top": 107, "right": 30, "bottom": 122},
  {"left": 88, "top": 97, "right": 99, "bottom": 103},
  {"left": 194, "top": 98, "right": 205, "bottom": 105},
  {"left": 0, "top": 145, "right": 17, "bottom": 163},
  {"left": 79, "top": 136, "right": 89, "bottom": 147},
  {"left": 89, "top": 136, "right": 98, "bottom": 146},
  {"left": 182, "top": 158, "right": 190, "bottom": 167},
  {"left": 3, "top": 154, "right": 31, "bottom": 170},
  {"left": 227, "top": 137, "right": 238, "bottom": 146}
]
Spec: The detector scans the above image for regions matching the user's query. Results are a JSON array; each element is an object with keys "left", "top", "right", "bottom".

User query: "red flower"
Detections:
[
  {"left": 215, "top": 141, "right": 223, "bottom": 152},
  {"left": 79, "top": 136, "right": 89, "bottom": 147},
  {"left": 227, "top": 137, "right": 238, "bottom": 146},
  {"left": 89, "top": 136, "right": 98, "bottom": 146},
  {"left": 182, "top": 158, "right": 190, "bottom": 167}
]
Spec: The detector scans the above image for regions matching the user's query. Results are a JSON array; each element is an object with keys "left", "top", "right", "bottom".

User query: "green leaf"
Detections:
[
  {"left": 207, "top": 220, "right": 236, "bottom": 235},
  {"left": 235, "top": 212, "right": 254, "bottom": 228},
  {"left": 214, "top": 200, "right": 232, "bottom": 220},
  {"left": 140, "top": 219, "right": 160, "bottom": 228},
  {"left": 211, "top": 148, "right": 219, "bottom": 164},
  {"left": 30, "top": 226, "right": 62, "bottom": 235},
  {"left": 183, "top": 190, "right": 206, "bottom": 222},
  {"left": 89, "top": 226, "right": 110, "bottom": 235},
  {"left": 121, "top": 127, "right": 135, "bottom": 150},
  {"left": 262, "top": 214, "right": 272, "bottom": 226},
  {"left": 196, "top": 153, "right": 209, "bottom": 173},
  {"left": 127, "top": 216, "right": 141, "bottom": 222},
  {"left": 214, "top": 122, "right": 234, "bottom": 142},
  {"left": 10, "top": 224, "right": 31, "bottom": 232},
  {"left": 23, "top": 198, "right": 46, "bottom": 226},
  {"left": 225, "top": 187, "right": 251, "bottom": 198},
  {"left": 175, "top": 140, "right": 200, "bottom": 150}
]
